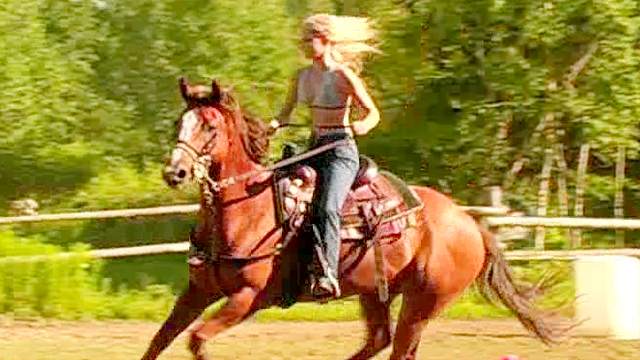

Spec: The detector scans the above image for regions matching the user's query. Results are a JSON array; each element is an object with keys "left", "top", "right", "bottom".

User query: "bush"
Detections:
[{"left": 0, "top": 230, "right": 175, "bottom": 320}]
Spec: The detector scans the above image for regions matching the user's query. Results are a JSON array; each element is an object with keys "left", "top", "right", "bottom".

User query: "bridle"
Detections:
[{"left": 175, "top": 135, "right": 353, "bottom": 204}]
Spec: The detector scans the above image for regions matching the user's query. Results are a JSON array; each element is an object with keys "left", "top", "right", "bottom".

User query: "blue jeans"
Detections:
[{"left": 308, "top": 133, "right": 359, "bottom": 279}]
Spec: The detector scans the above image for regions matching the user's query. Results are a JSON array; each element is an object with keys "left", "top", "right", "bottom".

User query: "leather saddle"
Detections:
[{"left": 274, "top": 154, "right": 421, "bottom": 241}]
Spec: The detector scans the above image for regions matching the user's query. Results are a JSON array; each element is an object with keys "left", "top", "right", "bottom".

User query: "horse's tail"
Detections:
[{"left": 476, "top": 223, "right": 560, "bottom": 345}]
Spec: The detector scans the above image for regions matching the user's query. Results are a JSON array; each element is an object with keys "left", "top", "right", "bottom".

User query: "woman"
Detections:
[{"left": 270, "top": 14, "right": 381, "bottom": 299}]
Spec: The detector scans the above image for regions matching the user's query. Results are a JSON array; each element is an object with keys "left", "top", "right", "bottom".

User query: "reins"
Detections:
[{"left": 185, "top": 138, "right": 353, "bottom": 193}]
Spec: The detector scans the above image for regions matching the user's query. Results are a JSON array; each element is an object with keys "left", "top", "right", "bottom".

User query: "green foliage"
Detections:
[
  {"left": 0, "top": 0, "right": 299, "bottom": 209},
  {"left": 370, "top": 0, "right": 639, "bottom": 203},
  {"left": 57, "top": 163, "right": 198, "bottom": 211},
  {"left": 1, "top": 0, "right": 638, "bottom": 217}
]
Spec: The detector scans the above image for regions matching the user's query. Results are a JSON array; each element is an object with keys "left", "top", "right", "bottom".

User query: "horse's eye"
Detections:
[{"left": 203, "top": 121, "right": 216, "bottom": 134}]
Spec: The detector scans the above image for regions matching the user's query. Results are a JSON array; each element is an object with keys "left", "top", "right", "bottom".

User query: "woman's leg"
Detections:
[{"left": 310, "top": 140, "right": 359, "bottom": 297}]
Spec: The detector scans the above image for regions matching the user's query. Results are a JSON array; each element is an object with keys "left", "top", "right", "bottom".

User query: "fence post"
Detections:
[
  {"left": 487, "top": 186, "right": 503, "bottom": 208},
  {"left": 484, "top": 186, "right": 504, "bottom": 247}
]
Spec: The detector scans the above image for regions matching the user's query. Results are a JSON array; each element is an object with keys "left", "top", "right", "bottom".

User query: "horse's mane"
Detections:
[{"left": 217, "top": 90, "right": 270, "bottom": 164}]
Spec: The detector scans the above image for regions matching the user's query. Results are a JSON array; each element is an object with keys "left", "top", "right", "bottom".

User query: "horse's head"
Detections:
[{"left": 163, "top": 77, "right": 231, "bottom": 187}]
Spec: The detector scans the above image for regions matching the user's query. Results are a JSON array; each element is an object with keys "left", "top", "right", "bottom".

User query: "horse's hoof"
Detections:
[{"left": 188, "top": 333, "right": 209, "bottom": 360}]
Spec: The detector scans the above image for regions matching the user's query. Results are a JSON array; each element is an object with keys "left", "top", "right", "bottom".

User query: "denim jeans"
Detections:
[{"left": 307, "top": 133, "right": 359, "bottom": 278}]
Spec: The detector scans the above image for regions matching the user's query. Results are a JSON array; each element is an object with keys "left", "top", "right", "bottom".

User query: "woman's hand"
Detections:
[
  {"left": 269, "top": 119, "right": 280, "bottom": 129},
  {"left": 267, "top": 119, "right": 280, "bottom": 135}
]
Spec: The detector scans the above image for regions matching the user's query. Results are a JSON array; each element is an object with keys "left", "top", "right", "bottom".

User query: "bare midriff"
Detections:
[{"left": 310, "top": 107, "right": 352, "bottom": 137}]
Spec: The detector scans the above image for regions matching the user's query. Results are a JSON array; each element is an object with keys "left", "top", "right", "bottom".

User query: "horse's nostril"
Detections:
[{"left": 177, "top": 169, "right": 187, "bottom": 179}]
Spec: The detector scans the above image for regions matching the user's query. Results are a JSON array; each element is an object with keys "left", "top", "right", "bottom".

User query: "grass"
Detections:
[
  {"left": 256, "top": 260, "right": 573, "bottom": 322},
  {"left": 255, "top": 293, "right": 511, "bottom": 323},
  {"left": 0, "top": 228, "right": 575, "bottom": 322}
]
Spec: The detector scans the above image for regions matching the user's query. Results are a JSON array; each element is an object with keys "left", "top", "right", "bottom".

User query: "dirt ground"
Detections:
[{"left": 0, "top": 318, "right": 637, "bottom": 360}]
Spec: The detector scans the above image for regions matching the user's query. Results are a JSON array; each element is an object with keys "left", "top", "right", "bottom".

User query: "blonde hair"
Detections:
[{"left": 302, "top": 14, "right": 379, "bottom": 73}]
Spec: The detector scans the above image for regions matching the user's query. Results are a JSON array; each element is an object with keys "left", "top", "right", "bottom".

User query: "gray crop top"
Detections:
[{"left": 297, "top": 67, "right": 352, "bottom": 110}]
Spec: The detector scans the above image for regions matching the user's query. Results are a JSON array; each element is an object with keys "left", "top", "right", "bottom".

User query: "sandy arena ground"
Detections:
[{"left": 0, "top": 318, "right": 638, "bottom": 359}]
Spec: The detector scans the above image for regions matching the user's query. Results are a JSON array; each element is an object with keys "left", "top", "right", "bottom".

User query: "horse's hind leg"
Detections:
[
  {"left": 389, "top": 293, "right": 457, "bottom": 360},
  {"left": 347, "top": 294, "right": 395, "bottom": 360},
  {"left": 141, "top": 282, "right": 221, "bottom": 360}
]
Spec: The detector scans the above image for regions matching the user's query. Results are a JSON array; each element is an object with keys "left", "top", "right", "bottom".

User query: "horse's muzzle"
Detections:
[{"left": 163, "top": 165, "right": 188, "bottom": 187}]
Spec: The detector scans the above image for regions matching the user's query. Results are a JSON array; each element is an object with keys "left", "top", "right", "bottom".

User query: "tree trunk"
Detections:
[
  {"left": 571, "top": 144, "right": 590, "bottom": 248},
  {"left": 342, "top": 0, "right": 358, "bottom": 14},
  {"left": 503, "top": 117, "right": 546, "bottom": 190},
  {"left": 615, "top": 146, "right": 625, "bottom": 247},
  {"left": 535, "top": 147, "right": 554, "bottom": 250},
  {"left": 554, "top": 142, "right": 570, "bottom": 242},
  {"left": 490, "top": 112, "right": 511, "bottom": 187}
]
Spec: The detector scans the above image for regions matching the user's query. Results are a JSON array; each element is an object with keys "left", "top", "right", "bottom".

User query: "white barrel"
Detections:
[{"left": 574, "top": 255, "right": 640, "bottom": 339}]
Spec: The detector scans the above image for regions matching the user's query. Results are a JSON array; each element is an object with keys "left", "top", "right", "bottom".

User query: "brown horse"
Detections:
[{"left": 141, "top": 78, "right": 558, "bottom": 360}]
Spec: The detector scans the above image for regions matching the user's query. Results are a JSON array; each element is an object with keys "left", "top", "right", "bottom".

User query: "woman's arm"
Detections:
[
  {"left": 339, "top": 67, "right": 380, "bottom": 135},
  {"left": 272, "top": 69, "right": 301, "bottom": 129}
]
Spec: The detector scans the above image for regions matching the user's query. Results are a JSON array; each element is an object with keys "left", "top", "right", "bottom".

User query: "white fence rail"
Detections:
[
  {"left": 485, "top": 216, "right": 640, "bottom": 230},
  {"left": 0, "top": 204, "right": 512, "bottom": 225},
  {"left": 1, "top": 242, "right": 639, "bottom": 264},
  {"left": 0, "top": 242, "right": 190, "bottom": 263},
  {"left": 0, "top": 204, "right": 200, "bottom": 225},
  {"left": 8, "top": 205, "right": 640, "bottom": 230},
  {"left": 2, "top": 204, "right": 640, "bottom": 262}
]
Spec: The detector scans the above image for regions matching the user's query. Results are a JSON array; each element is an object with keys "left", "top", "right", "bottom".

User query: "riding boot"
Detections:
[{"left": 310, "top": 224, "right": 341, "bottom": 299}]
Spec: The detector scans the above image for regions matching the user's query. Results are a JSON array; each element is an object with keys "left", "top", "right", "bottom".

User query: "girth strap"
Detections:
[{"left": 361, "top": 203, "right": 390, "bottom": 303}]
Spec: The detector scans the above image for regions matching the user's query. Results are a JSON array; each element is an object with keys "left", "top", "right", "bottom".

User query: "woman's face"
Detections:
[{"left": 301, "top": 33, "right": 328, "bottom": 59}]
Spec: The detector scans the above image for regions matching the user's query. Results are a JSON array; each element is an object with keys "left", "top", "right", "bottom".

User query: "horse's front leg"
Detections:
[
  {"left": 141, "top": 281, "right": 222, "bottom": 360},
  {"left": 188, "top": 286, "right": 261, "bottom": 360}
]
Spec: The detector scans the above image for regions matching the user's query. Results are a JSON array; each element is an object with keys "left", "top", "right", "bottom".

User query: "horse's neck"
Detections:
[{"left": 202, "top": 131, "right": 276, "bottom": 256}]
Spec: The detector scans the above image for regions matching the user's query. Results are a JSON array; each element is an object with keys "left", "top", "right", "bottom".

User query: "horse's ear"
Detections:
[
  {"left": 211, "top": 79, "right": 222, "bottom": 103},
  {"left": 179, "top": 77, "right": 190, "bottom": 102}
]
